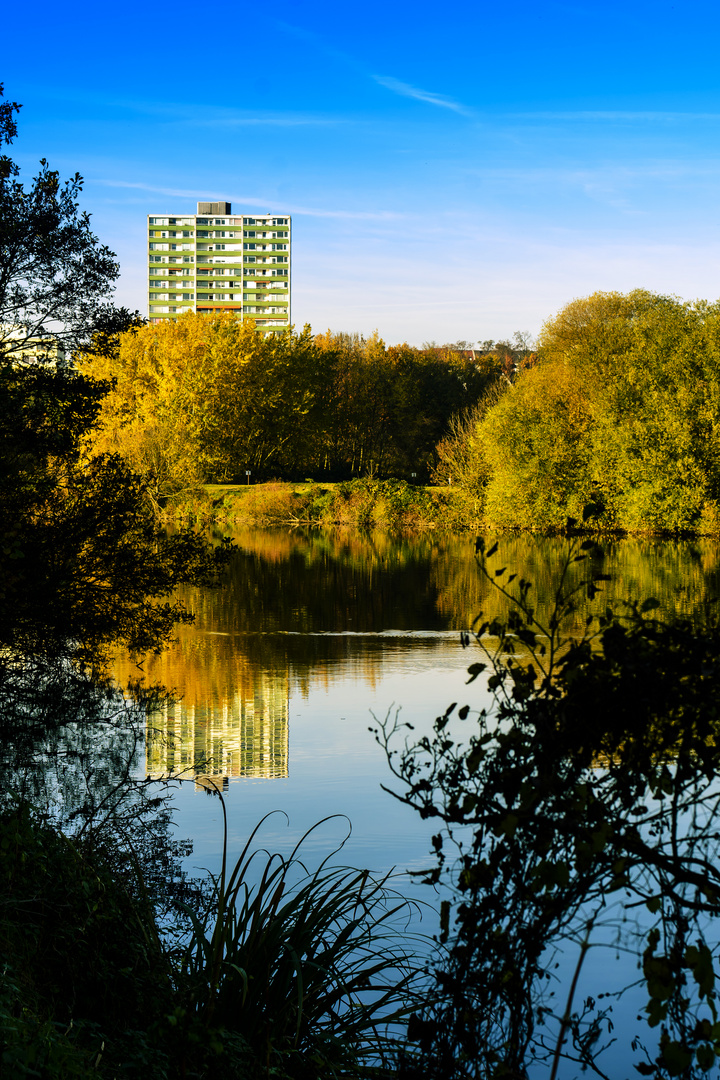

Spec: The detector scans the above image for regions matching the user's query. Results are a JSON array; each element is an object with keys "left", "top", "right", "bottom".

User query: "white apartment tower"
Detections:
[{"left": 147, "top": 201, "right": 291, "bottom": 328}]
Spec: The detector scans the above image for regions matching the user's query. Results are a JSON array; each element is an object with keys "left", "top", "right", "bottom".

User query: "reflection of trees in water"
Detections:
[
  {"left": 112, "top": 529, "right": 720, "bottom": 794},
  {"left": 0, "top": 656, "right": 201, "bottom": 925},
  {"left": 196, "top": 527, "right": 451, "bottom": 636},
  {"left": 191, "top": 527, "right": 720, "bottom": 649},
  {"left": 0, "top": 657, "right": 144, "bottom": 826},
  {"left": 430, "top": 534, "right": 720, "bottom": 633}
]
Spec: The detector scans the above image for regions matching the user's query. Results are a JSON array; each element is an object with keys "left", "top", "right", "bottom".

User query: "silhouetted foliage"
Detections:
[
  {"left": 0, "top": 84, "right": 141, "bottom": 360},
  {"left": 380, "top": 528, "right": 720, "bottom": 1078}
]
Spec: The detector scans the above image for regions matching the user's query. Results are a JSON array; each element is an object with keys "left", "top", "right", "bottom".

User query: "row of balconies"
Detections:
[{"left": 149, "top": 229, "right": 289, "bottom": 240}]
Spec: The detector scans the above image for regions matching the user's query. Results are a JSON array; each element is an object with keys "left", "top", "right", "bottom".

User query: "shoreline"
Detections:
[{"left": 160, "top": 479, "right": 720, "bottom": 539}]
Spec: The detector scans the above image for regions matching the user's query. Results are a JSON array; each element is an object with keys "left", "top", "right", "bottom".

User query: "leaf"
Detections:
[
  {"left": 696, "top": 1044, "right": 716, "bottom": 1071},
  {"left": 466, "top": 663, "right": 487, "bottom": 684},
  {"left": 660, "top": 1039, "right": 692, "bottom": 1076},
  {"left": 485, "top": 541, "right": 498, "bottom": 558},
  {"left": 439, "top": 899, "right": 451, "bottom": 942},
  {"left": 640, "top": 598, "right": 660, "bottom": 613}
]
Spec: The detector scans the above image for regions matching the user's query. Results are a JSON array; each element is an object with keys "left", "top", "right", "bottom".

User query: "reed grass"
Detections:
[{"left": 173, "top": 799, "right": 422, "bottom": 1078}]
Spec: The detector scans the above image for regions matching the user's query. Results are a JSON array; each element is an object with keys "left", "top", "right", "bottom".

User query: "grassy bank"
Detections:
[{"left": 165, "top": 478, "right": 484, "bottom": 530}]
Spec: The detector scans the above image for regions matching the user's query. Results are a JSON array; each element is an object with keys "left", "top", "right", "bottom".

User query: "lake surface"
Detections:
[
  {"left": 113, "top": 527, "right": 720, "bottom": 1077},
  {"left": 112, "top": 525, "right": 720, "bottom": 868}
]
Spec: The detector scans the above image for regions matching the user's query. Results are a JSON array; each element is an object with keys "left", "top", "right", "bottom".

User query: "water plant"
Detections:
[{"left": 172, "top": 798, "right": 422, "bottom": 1078}]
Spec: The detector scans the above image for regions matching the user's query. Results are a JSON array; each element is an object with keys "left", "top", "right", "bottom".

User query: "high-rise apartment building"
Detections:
[{"left": 147, "top": 200, "right": 291, "bottom": 328}]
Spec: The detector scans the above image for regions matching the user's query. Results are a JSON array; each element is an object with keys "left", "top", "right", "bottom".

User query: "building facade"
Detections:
[
  {"left": 1, "top": 326, "right": 67, "bottom": 367},
  {"left": 147, "top": 200, "right": 291, "bottom": 328}
]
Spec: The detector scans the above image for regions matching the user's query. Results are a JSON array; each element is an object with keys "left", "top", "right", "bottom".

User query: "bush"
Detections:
[
  {"left": 0, "top": 804, "right": 172, "bottom": 1078},
  {"left": 380, "top": 533, "right": 720, "bottom": 1078}
]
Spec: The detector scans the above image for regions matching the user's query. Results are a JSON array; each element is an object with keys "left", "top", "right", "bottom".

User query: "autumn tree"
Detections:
[
  {"left": 310, "top": 333, "right": 496, "bottom": 480},
  {"left": 454, "top": 291, "right": 720, "bottom": 532},
  {"left": 81, "top": 313, "right": 333, "bottom": 484}
]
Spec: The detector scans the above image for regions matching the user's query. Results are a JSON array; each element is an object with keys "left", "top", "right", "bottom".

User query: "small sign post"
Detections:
[{"left": 245, "top": 470, "right": 251, "bottom": 485}]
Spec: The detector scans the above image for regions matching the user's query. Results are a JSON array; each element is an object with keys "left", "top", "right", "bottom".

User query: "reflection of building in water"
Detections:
[{"left": 146, "top": 671, "right": 289, "bottom": 785}]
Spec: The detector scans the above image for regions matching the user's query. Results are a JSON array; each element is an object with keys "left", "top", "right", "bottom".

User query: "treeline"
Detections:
[
  {"left": 82, "top": 291, "right": 720, "bottom": 535},
  {"left": 79, "top": 316, "right": 527, "bottom": 495},
  {"left": 438, "top": 289, "right": 720, "bottom": 533}
]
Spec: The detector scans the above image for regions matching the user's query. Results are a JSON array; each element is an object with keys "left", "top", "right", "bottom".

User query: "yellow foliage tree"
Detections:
[{"left": 80, "top": 314, "right": 324, "bottom": 488}]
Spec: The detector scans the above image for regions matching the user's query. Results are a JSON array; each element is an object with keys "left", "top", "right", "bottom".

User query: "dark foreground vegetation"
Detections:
[{"left": 5, "top": 80, "right": 720, "bottom": 1080}]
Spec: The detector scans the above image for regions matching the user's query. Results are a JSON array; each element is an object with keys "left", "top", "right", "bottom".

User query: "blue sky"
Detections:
[{"left": 3, "top": 0, "right": 720, "bottom": 344}]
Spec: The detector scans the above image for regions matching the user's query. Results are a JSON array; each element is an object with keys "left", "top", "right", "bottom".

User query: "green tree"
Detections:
[
  {"left": 481, "top": 358, "right": 595, "bottom": 529},
  {"left": 472, "top": 291, "right": 720, "bottom": 533},
  {"left": 0, "top": 84, "right": 141, "bottom": 360}
]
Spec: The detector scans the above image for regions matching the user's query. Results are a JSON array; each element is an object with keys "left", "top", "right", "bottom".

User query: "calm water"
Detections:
[
  {"left": 111, "top": 526, "right": 720, "bottom": 867},
  {"left": 113, "top": 527, "right": 720, "bottom": 1077}
]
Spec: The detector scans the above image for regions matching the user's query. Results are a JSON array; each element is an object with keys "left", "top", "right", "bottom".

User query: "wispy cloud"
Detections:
[
  {"left": 91, "top": 179, "right": 402, "bottom": 220},
  {"left": 509, "top": 111, "right": 720, "bottom": 122},
  {"left": 123, "top": 99, "right": 343, "bottom": 128},
  {"left": 372, "top": 75, "right": 472, "bottom": 116},
  {"left": 275, "top": 20, "right": 473, "bottom": 119},
  {"left": 197, "top": 115, "right": 342, "bottom": 128}
]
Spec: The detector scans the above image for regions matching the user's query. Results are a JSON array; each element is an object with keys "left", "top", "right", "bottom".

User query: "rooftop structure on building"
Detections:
[{"left": 147, "top": 201, "right": 291, "bottom": 328}]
